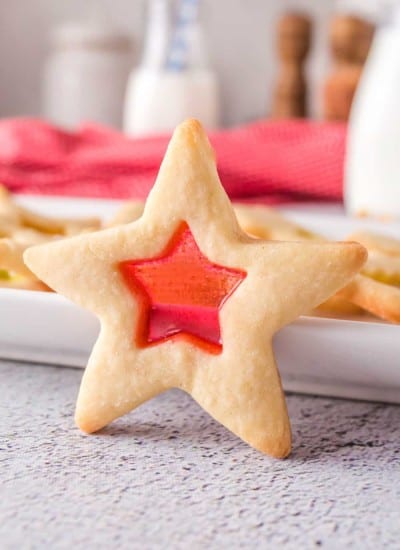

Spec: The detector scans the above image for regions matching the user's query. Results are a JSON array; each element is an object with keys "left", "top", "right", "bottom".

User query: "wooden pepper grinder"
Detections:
[
  {"left": 323, "top": 15, "right": 375, "bottom": 121},
  {"left": 272, "top": 13, "right": 312, "bottom": 119}
]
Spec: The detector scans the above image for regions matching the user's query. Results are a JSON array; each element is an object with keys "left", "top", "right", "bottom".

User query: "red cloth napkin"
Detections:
[{"left": 0, "top": 117, "right": 346, "bottom": 203}]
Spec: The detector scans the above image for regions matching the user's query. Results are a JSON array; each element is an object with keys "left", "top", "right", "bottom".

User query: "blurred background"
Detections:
[
  {"left": 1, "top": 0, "right": 398, "bottom": 214},
  {"left": 0, "top": 0, "right": 379, "bottom": 128}
]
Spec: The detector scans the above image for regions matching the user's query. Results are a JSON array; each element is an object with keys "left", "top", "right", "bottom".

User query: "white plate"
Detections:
[{"left": 1, "top": 196, "right": 400, "bottom": 403}]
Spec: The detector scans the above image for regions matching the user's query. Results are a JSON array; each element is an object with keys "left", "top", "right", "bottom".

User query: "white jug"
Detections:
[{"left": 345, "top": 5, "right": 400, "bottom": 218}]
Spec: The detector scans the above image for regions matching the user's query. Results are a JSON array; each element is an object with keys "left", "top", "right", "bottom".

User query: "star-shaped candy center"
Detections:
[{"left": 119, "top": 222, "right": 246, "bottom": 354}]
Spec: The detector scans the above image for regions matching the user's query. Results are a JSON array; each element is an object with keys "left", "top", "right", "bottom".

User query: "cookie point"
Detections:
[
  {"left": 253, "top": 426, "right": 292, "bottom": 458},
  {"left": 75, "top": 412, "right": 99, "bottom": 434},
  {"left": 174, "top": 118, "right": 207, "bottom": 141},
  {"left": 355, "top": 241, "right": 369, "bottom": 264},
  {"left": 345, "top": 241, "right": 368, "bottom": 269},
  {"left": 165, "top": 118, "right": 215, "bottom": 165},
  {"left": 179, "top": 118, "right": 204, "bottom": 131}
]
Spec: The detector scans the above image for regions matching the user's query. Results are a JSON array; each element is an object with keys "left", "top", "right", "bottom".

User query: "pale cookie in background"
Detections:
[
  {"left": 0, "top": 184, "right": 101, "bottom": 289},
  {"left": 341, "top": 231, "right": 400, "bottom": 323},
  {"left": 233, "top": 204, "right": 322, "bottom": 242},
  {"left": 347, "top": 231, "right": 400, "bottom": 287},
  {"left": 338, "top": 274, "right": 400, "bottom": 324},
  {"left": 0, "top": 184, "right": 100, "bottom": 235},
  {"left": 0, "top": 225, "right": 57, "bottom": 290},
  {"left": 0, "top": 239, "right": 38, "bottom": 278},
  {"left": 107, "top": 202, "right": 319, "bottom": 241},
  {"left": 230, "top": 205, "right": 400, "bottom": 323},
  {"left": 0, "top": 238, "right": 50, "bottom": 290},
  {"left": 25, "top": 119, "right": 366, "bottom": 457}
]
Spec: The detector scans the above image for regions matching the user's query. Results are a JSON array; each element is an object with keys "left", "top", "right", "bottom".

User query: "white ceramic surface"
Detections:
[
  {"left": 345, "top": 9, "right": 400, "bottom": 218},
  {"left": 1, "top": 196, "right": 400, "bottom": 403}
]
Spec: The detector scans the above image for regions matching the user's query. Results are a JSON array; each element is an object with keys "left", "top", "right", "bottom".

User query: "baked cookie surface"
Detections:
[{"left": 24, "top": 119, "right": 366, "bottom": 457}]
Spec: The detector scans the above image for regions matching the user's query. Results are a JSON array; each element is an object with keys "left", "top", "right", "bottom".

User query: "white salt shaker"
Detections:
[
  {"left": 345, "top": 2, "right": 400, "bottom": 218},
  {"left": 43, "top": 23, "right": 133, "bottom": 129},
  {"left": 124, "top": 0, "right": 219, "bottom": 136}
]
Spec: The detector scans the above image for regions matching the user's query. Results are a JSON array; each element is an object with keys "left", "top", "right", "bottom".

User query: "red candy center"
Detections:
[{"left": 119, "top": 222, "right": 246, "bottom": 354}]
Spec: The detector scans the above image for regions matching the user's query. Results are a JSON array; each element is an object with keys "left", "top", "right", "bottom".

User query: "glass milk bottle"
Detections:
[
  {"left": 345, "top": 3, "right": 400, "bottom": 218},
  {"left": 124, "top": 0, "right": 219, "bottom": 136},
  {"left": 43, "top": 23, "right": 132, "bottom": 129}
]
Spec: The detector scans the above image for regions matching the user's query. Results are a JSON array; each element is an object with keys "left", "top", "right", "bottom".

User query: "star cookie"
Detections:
[{"left": 24, "top": 119, "right": 366, "bottom": 457}]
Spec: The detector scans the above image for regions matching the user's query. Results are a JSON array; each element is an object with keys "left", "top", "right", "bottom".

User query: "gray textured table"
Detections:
[{"left": 1, "top": 361, "right": 399, "bottom": 549}]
